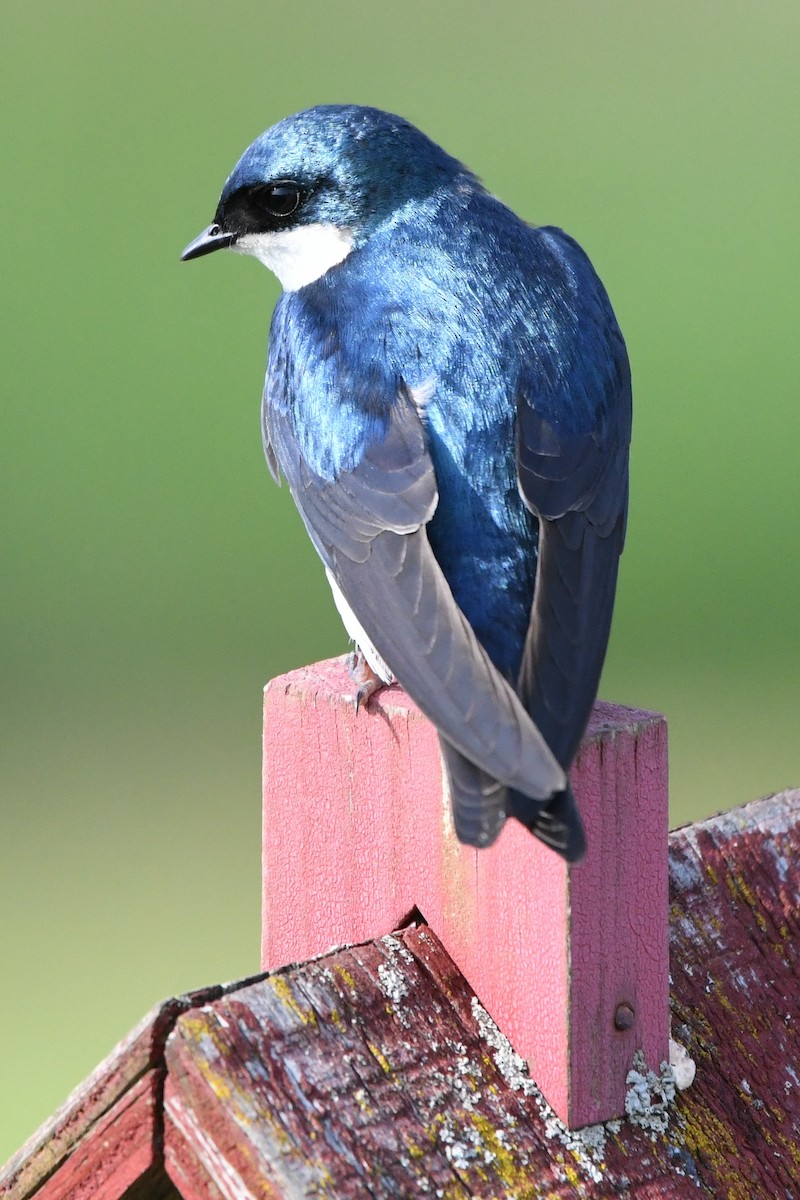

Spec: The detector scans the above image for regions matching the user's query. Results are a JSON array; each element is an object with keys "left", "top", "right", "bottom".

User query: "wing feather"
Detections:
[
  {"left": 267, "top": 386, "right": 566, "bottom": 833},
  {"left": 515, "top": 231, "right": 632, "bottom": 772}
]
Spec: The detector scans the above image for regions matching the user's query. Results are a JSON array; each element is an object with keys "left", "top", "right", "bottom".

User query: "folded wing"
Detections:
[
  {"left": 512, "top": 228, "right": 632, "bottom": 854},
  {"left": 266, "top": 384, "right": 566, "bottom": 847}
]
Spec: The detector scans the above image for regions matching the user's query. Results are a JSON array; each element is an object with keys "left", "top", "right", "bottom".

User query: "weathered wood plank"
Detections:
[
  {"left": 163, "top": 1080, "right": 232, "bottom": 1200},
  {"left": 262, "top": 656, "right": 669, "bottom": 1127},
  {"left": 0, "top": 986, "right": 230, "bottom": 1200},
  {"left": 165, "top": 926, "right": 700, "bottom": 1198},
  {"left": 5, "top": 769, "right": 797, "bottom": 1196},
  {"left": 0, "top": 998, "right": 179, "bottom": 1200},
  {"left": 668, "top": 788, "right": 800, "bottom": 1200},
  {"left": 31, "top": 1073, "right": 159, "bottom": 1200}
]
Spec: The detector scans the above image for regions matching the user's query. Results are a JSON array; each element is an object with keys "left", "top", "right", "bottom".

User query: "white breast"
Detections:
[
  {"left": 235, "top": 224, "right": 355, "bottom": 291},
  {"left": 325, "top": 568, "right": 395, "bottom": 684}
]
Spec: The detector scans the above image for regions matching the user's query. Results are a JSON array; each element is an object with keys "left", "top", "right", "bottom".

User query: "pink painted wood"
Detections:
[
  {"left": 29, "top": 1075, "right": 160, "bottom": 1200},
  {"left": 262, "top": 655, "right": 669, "bottom": 1128}
]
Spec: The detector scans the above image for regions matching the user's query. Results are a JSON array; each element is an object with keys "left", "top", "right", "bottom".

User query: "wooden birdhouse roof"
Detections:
[{"left": 3, "top": 786, "right": 799, "bottom": 1199}]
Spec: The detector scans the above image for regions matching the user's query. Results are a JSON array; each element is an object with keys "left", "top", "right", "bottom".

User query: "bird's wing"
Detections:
[
  {"left": 266, "top": 382, "right": 566, "bottom": 843},
  {"left": 515, "top": 228, "right": 632, "bottom": 772}
]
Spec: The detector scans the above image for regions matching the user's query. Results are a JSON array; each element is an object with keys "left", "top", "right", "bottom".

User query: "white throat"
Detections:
[{"left": 235, "top": 224, "right": 355, "bottom": 291}]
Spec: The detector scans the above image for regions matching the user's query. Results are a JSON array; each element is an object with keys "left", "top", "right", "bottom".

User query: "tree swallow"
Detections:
[{"left": 182, "top": 105, "right": 631, "bottom": 862}]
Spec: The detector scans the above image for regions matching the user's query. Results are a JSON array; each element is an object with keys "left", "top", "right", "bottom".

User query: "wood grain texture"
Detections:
[
  {"left": 30, "top": 1073, "right": 159, "bottom": 1200},
  {"left": 165, "top": 925, "right": 698, "bottom": 1199},
  {"left": 5, "top": 788, "right": 800, "bottom": 1197},
  {"left": 0, "top": 984, "right": 240, "bottom": 1200},
  {"left": 668, "top": 789, "right": 800, "bottom": 1200},
  {"left": 0, "top": 997, "right": 183, "bottom": 1200},
  {"left": 163, "top": 1081, "right": 231, "bottom": 1200},
  {"left": 262, "top": 656, "right": 669, "bottom": 1127}
]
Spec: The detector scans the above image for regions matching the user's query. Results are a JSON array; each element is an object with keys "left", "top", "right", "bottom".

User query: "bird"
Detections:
[{"left": 181, "top": 105, "right": 631, "bottom": 863}]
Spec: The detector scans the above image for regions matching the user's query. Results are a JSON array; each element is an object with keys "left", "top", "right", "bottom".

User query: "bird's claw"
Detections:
[{"left": 348, "top": 650, "right": 384, "bottom": 713}]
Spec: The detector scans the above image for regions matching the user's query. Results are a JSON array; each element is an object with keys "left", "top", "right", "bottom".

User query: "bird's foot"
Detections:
[{"left": 347, "top": 650, "right": 385, "bottom": 713}]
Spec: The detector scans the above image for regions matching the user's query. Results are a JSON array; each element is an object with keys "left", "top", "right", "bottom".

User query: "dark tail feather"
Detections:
[
  {"left": 440, "top": 735, "right": 586, "bottom": 863},
  {"left": 439, "top": 737, "right": 507, "bottom": 849},
  {"left": 510, "top": 781, "right": 586, "bottom": 864}
]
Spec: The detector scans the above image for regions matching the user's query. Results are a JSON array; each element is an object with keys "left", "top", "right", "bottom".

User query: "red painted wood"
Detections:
[
  {"left": 262, "top": 656, "right": 669, "bottom": 1128},
  {"left": 668, "top": 789, "right": 800, "bottom": 1198},
  {"left": 6, "top": 787, "right": 799, "bottom": 1198},
  {"left": 0, "top": 987, "right": 225, "bottom": 1200},
  {"left": 163, "top": 1077, "right": 230, "bottom": 1200},
  {"left": 28, "top": 784, "right": 792, "bottom": 1200},
  {"left": 31, "top": 1074, "right": 159, "bottom": 1200},
  {"left": 163, "top": 928, "right": 698, "bottom": 1198},
  {"left": 0, "top": 998, "right": 179, "bottom": 1200}
]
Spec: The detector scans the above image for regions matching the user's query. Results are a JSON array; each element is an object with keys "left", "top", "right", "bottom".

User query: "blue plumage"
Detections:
[{"left": 182, "top": 105, "right": 631, "bottom": 861}]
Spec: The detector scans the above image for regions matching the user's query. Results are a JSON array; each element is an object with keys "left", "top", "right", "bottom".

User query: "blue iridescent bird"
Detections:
[{"left": 182, "top": 105, "right": 631, "bottom": 862}]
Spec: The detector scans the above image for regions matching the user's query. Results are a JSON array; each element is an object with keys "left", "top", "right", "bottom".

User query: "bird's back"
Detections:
[{"left": 270, "top": 185, "right": 624, "bottom": 683}]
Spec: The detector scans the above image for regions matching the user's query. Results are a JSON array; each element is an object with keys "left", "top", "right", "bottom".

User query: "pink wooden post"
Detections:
[{"left": 262, "top": 655, "right": 669, "bottom": 1129}]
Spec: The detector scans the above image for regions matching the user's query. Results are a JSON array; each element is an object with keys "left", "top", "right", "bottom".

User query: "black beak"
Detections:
[{"left": 180, "top": 224, "right": 237, "bottom": 262}]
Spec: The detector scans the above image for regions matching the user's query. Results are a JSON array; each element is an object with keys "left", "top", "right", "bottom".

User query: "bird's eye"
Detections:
[{"left": 261, "top": 182, "right": 302, "bottom": 217}]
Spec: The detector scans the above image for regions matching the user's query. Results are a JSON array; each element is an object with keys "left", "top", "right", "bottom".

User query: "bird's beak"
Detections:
[{"left": 180, "top": 224, "right": 237, "bottom": 262}]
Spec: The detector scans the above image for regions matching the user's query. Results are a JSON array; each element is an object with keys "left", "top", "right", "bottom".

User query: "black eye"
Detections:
[{"left": 261, "top": 181, "right": 302, "bottom": 217}]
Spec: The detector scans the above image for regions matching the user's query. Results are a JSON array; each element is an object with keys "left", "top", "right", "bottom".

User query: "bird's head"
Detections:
[{"left": 181, "top": 105, "right": 473, "bottom": 291}]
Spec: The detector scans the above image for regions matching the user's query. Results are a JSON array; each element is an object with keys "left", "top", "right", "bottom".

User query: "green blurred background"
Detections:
[{"left": 1, "top": 0, "right": 798, "bottom": 1160}]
